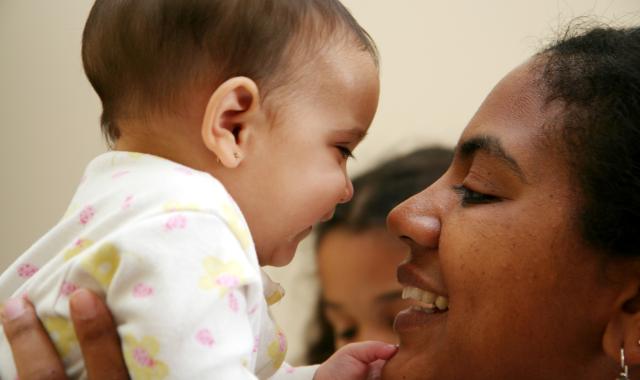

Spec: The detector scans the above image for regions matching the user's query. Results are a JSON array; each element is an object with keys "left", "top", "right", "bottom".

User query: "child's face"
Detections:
[
  {"left": 233, "top": 44, "right": 380, "bottom": 267},
  {"left": 318, "top": 227, "right": 413, "bottom": 347}
]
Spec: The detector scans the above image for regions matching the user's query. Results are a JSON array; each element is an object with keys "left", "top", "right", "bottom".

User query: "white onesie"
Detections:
[{"left": 0, "top": 152, "right": 317, "bottom": 379}]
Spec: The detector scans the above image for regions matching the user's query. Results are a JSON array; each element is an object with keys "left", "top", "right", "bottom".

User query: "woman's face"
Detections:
[
  {"left": 317, "top": 227, "right": 413, "bottom": 348},
  {"left": 382, "top": 61, "right": 622, "bottom": 379}
]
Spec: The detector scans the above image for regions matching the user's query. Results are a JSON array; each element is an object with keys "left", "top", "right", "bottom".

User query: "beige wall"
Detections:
[{"left": 1, "top": 0, "right": 638, "bottom": 364}]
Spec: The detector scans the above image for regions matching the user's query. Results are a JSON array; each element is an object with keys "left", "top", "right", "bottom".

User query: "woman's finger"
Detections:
[
  {"left": 1, "top": 296, "right": 67, "bottom": 380},
  {"left": 69, "top": 289, "right": 129, "bottom": 380}
]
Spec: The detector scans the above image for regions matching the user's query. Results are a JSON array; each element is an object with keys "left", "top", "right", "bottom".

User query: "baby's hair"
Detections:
[
  {"left": 82, "top": 0, "right": 377, "bottom": 145},
  {"left": 307, "top": 146, "right": 453, "bottom": 364},
  {"left": 538, "top": 23, "right": 640, "bottom": 257}
]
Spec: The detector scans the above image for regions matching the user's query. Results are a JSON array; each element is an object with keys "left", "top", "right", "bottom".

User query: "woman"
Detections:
[
  {"left": 3, "top": 25, "right": 640, "bottom": 379},
  {"left": 381, "top": 25, "right": 640, "bottom": 379},
  {"left": 308, "top": 147, "right": 452, "bottom": 363}
]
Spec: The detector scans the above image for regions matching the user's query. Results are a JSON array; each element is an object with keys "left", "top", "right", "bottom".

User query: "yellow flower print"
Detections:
[
  {"left": 163, "top": 201, "right": 201, "bottom": 212},
  {"left": 267, "top": 330, "right": 287, "bottom": 370},
  {"left": 81, "top": 243, "right": 120, "bottom": 288},
  {"left": 265, "top": 289, "right": 284, "bottom": 306},
  {"left": 123, "top": 334, "right": 169, "bottom": 380},
  {"left": 63, "top": 238, "right": 94, "bottom": 261},
  {"left": 198, "top": 257, "right": 246, "bottom": 296},
  {"left": 221, "top": 203, "right": 251, "bottom": 251},
  {"left": 43, "top": 316, "right": 78, "bottom": 358}
]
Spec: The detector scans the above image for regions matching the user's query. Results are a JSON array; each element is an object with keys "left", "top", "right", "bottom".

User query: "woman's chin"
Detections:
[{"left": 381, "top": 347, "right": 439, "bottom": 380}]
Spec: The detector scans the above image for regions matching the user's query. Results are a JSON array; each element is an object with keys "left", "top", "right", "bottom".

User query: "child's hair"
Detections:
[
  {"left": 82, "top": 0, "right": 378, "bottom": 145},
  {"left": 307, "top": 146, "right": 453, "bottom": 363}
]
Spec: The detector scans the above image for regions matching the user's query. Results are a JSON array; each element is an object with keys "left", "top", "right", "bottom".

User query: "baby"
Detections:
[{"left": 0, "top": 0, "right": 393, "bottom": 379}]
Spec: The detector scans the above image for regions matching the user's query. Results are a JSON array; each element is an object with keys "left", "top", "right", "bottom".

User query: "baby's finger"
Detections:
[
  {"left": 342, "top": 341, "right": 398, "bottom": 363},
  {"left": 69, "top": 289, "right": 129, "bottom": 380},
  {"left": 1, "top": 296, "right": 67, "bottom": 380}
]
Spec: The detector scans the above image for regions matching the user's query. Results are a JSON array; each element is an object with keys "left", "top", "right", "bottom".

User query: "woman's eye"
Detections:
[
  {"left": 336, "top": 146, "right": 354, "bottom": 160},
  {"left": 337, "top": 326, "right": 357, "bottom": 340},
  {"left": 452, "top": 184, "right": 501, "bottom": 206}
]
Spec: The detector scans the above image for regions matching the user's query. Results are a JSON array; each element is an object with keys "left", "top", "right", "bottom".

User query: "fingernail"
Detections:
[
  {"left": 2, "top": 297, "right": 26, "bottom": 321},
  {"left": 70, "top": 289, "right": 97, "bottom": 320}
]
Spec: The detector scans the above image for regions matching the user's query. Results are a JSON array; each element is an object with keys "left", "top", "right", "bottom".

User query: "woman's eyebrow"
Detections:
[{"left": 457, "top": 135, "right": 528, "bottom": 183}]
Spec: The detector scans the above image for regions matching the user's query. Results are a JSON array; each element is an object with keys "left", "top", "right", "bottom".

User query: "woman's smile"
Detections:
[{"left": 394, "top": 263, "right": 449, "bottom": 333}]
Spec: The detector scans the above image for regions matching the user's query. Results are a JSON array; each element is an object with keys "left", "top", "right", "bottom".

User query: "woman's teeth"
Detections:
[{"left": 402, "top": 286, "right": 449, "bottom": 312}]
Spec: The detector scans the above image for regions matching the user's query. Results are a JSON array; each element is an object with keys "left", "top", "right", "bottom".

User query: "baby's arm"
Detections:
[
  {"left": 1, "top": 290, "right": 128, "bottom": 380},
  {"left": 71, "top": 210, "right": 261, "bottom": 379},
  {"left": 270, "top": 342, "right": 397, "bottom": 380}
]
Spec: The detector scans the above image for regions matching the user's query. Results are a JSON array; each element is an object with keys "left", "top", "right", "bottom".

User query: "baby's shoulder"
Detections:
[{"left": 119, "top": 158, "right": 236, "bottom": 214}]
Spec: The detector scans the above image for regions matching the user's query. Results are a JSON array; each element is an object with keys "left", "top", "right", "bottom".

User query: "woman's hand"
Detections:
[{"left": 1, "top": 289, "right": 129, "bottom": 380}]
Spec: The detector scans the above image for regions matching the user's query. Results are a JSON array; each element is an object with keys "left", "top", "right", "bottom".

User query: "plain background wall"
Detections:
[{"left": 1, "top": 0, "right": 638, "bottom": 364}]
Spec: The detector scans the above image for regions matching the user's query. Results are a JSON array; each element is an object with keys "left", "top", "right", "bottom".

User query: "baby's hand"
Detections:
[{"left": 314, "top": 341, "right": 397, "bottom": 380}]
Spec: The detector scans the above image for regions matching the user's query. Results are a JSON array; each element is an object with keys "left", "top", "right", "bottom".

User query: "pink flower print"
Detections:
[
  {"left": 248, "top": 304, "right": 258, "bottom": 315},
  {"left": 79, "top": 206, "right": 95, "bottom": 225},
  {"left": 195, "top": 329, "right": 215, "bottom": 347},
  {"left": 121, "top": 195, "right": 134, "bottom": 211},
  {"left": 133, "top": 347, "right": 156, "bottom": 368},
  {"left": 111, "top": 170, "right": 130, "bottom": 179},
  {"left": 133, "top": 283, "right": 154, "bottom": 298},
  {"left": 228, "top": 291, "right": 239, "bottom": 312},
  {"left": 252, "top": 337, "right": 260, "bottom": 353},
  {"left": 60, "top": 281, "right": 78, "bottom": 296},
  {"left": 17, "top": 263, "right": 38, "bottom": 278},
  {"left": 164, "top": 215, "right": 187, "bottom": 231},
  {"left": 215, "top": 274, "right": 240, "bottom": 288},
  {"left": 285, "top": 365, "right": 295, "bottom": 374}
]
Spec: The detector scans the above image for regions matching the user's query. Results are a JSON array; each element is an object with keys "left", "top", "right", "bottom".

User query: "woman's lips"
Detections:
[
  {"left": 394, "top": 263, "right": 449, "bottom": 332},
  {"left": 397, "top": 263, "right": 448, "bottom": 298},
  {"left": 394, "top": 305, "right": 447, "bottom": 332}
]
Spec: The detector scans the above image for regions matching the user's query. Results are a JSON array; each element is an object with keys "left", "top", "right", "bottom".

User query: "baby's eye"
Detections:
[
  {"left": 452, "top": 184, "right": 501, "bottom": 207},
  {"left": 336, "top": 146, "right": 354, "bottom": 160}
]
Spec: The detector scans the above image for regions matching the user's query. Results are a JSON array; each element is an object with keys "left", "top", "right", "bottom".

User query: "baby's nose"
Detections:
[{"left": 339, "top": 180, "right": 354, "bottom": 204}]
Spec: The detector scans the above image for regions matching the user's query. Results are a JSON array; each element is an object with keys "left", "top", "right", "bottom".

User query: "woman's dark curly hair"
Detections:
[
  {"left": 306, "top": 146, "right": 453, "bottom": 363},
  {"left": 539, "top": 24, "right": 640, "bottom": 256}
]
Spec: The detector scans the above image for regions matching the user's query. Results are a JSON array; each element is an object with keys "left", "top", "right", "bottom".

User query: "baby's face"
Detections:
[{"left": 234, "top": 43, "right": 380, "bottom": 266}]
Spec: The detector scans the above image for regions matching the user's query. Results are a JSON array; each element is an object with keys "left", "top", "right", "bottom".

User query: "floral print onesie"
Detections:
[{"left": 0, "top": 152, "right": 318, "bottom": 379}]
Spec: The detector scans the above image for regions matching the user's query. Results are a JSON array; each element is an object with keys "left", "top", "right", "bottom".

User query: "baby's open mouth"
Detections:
[{"left": 402, "top": 286, "right": 449, "bottom": 313}]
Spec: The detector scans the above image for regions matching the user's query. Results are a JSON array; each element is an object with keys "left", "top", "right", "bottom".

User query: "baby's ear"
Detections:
[
  {"left": 602, "top": 273, "right": 640, "bottom": 370},
  {"left": 200, "top": 77, "right": 264, "bottom": 168}
]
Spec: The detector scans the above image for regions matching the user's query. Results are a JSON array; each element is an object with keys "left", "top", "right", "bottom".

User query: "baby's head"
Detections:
[{"left": 82, "top": 0, "right": 380, "bottom": 266}]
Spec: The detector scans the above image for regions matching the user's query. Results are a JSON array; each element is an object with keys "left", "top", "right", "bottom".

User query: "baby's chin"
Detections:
[
  {"left": 257, "top": 226, "right": 313, "bottom": 266},
  {"left": 257, "top": 243, "right": 297, "bottom": 267}
]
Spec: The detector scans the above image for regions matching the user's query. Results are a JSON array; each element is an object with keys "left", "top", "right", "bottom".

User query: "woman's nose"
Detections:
[{"left": 387, "top": 190, "right": 441, "bottom": 250}]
